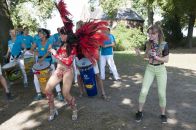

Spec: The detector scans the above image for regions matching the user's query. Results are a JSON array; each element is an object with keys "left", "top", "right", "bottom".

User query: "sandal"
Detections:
[
  {"left": 102, "top": 94, "right": 110, "bottom": 101},
  {"left": 48, "top": 108, "right": 58, "bottom": 121},
  {"left": 72, "top": 109, "right": 78, "bottom": 121}
]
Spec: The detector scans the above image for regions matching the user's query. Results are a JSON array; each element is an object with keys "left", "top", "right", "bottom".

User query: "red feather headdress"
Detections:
[
  {"left": 75, "top": 21, "right": 108, "bottom": 64},
  {"left": 55, "top": 0, "right": 73, "bottom": 32},
  {"left": 55, "top": 0, "right": 109, "bottom": 64}
]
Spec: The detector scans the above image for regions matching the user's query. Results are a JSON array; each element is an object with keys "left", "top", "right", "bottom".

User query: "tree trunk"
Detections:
[
  {"left": 147, "top": 4, "right": 154, "bottom": 26},
  {"left": 187, "top": 13, "right": 195, "bottom": 48},
  {"left": 0, "top": 0, "right": 13, "bottom": 63}
]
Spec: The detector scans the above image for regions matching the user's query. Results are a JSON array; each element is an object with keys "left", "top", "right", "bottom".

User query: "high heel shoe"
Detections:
[
  {"left": 48, "top": 109, "right": 58, "bottom": 121},
  {"left": 72, "top": 109, "right": 78, "bottom": 121}
]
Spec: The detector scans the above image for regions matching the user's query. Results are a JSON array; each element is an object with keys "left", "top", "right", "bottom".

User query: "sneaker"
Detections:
[
  {"left": 34, "top": 93, "right": 43, "bottom": 101},
  {"left": 114, "top": 78, "right": 121, "bottom": 81},
  {"left": 160, "top": 115, "right": 167, "bottom": 123},
  {"left": 135, "top": 111, "right": 143, "bottom": 122},
  {"left": 56, "top": 93, "right": 64, "bottom": 101},
  {"left": 79, "top": 93, "right": 83, "bottom": 98},
  {"left": 6, "top": 92, "right": 14, "bottom": 100},
  {"left": 24, "top": 82, "right": 28, "bottom": 88}
]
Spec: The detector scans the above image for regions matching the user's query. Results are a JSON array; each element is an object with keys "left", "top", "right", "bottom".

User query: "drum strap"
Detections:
[
  {"left": 38, "top": 56, "right": 52, "bottom": 59},
  {"left": 11, "top": 52, "right": 22, "bottom": 59},
  {"left": 38, "top": 56, "right": 52, "bottom": 64}
]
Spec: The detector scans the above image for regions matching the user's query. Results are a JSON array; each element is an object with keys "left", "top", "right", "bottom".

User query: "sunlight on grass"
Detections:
[
  {"left": 122, "top": 98, "right": 131, "bottom": 105},
  {"left": 166, "top": 54, "right": 196, "bottom": 70},
  {"left": 0, "top": 100, "right": 66, "bottom": 130},
  {"left": 121, "top": 98, "right": 134, "bottom": 107},
  {"left": 167, "top": 109, "right": 177, "bottom": 116},
  {"left": 110, "top": 81, "right": 122, "bottom": 88},
  {"left": 181, "top": 102, "right": 191, "bottom": 108},
  {"left": 167, "top": 118, "right": 178, "bottom": 125},
  {"left": 130, "top": 73, "right": 143, "bottom": 84},
  {"left": 182, "top": 122, "right": 193, "bottom": 129}
]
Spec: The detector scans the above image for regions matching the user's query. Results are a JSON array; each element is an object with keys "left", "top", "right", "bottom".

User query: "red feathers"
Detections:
[
  {"left": 55, "top": 0, "right": 73, "bottom": 32},
  {"left": 55, "top": 0, "right": 109, "bottom": 64},
  {"left": 56, "top": 0, "right": 71, "bottom": 17},
  {"left": 76, "top": 21, "right": 109, "bottom": 64}
]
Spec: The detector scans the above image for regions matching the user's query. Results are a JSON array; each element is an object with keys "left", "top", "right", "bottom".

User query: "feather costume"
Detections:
[{"left": 55, "top": 0, "right": 108, "bottom": 65}]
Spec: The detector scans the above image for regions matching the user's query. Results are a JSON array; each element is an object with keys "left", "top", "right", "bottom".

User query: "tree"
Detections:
[
  {"left": 0, "top": 0, "right": 13, "bottom": 62},
  {"left": 160, "top": 0, "right": 196, "bottom": 48},
  {"left": 99, "top": 0, "right": 121, "bottom": 19},
  {"left": 181, "top": 0, "right": 196, "bottom": 48},
  {"left": 0, "top": 0, "right": 55, "bottom": 62},
  {"left": 10, "top": 0, "right": 54, "bottom": 32}
]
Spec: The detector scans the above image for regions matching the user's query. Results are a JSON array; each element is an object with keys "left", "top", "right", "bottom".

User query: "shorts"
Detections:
[
  {"left": 0, "top": 65, "right": 2, "bottom": 75},
  {"left": 76, "top": 62, "right": 99, "bottom": 75}
]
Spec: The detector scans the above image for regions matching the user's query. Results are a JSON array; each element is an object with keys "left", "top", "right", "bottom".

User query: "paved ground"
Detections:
[{"left": 0, "top": 49, "right": 196, "bottom": 130}]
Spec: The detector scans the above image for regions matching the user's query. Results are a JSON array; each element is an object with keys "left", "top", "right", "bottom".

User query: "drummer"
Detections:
[
  {"left": 0, "top": 63, "right": 14, "bottom": 100},
  {"left": 30, "top": 28, "right": 64, "bottom": 101},
  {"left": 22, "top": 27, "right": 33, "bottom": 51},
  {"left": 6, "top": 28, "right": 28, "bottom": 87},
  {"left": 5, "top": 29, "right": 15, "bottom": 59},
  {"left": 51, "top": 28, "right": 61, "bottom": 67},
  {"left": 76, "top": 55, "right": 108, "bottom": 100},
  {"left": 52, "top": 28, "right": 61, "bottom": 50}
]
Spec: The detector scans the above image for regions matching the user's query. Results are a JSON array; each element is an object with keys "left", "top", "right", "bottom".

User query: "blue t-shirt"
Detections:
[
  {"left": 33, "top": 34, "right": 40, "bottom": 43},
  {"left": 101, "top": 34, "right": 115, "bottom": 55},
  {"left": 8, "top": 40, "right": 15, "bottom": 52},
  {"left": 11, "top": 35, "right": 23, "bottom": 56},
  {"left": 35, "top": 38, "right": 52, "bottom": 63},
  {"left": 22, "top": 35, "right": 33, "bottom": 49},
  {"left": 52, "top": 33, "right": 61, "bottom": 49}
]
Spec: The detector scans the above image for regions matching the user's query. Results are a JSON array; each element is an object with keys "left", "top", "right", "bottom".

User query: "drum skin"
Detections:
[
  {"left": 2, "top": 62, "right": 22, "bottom": 81},
  {"left": 33, "top": 61, "right": 51, "bottom": 93}
]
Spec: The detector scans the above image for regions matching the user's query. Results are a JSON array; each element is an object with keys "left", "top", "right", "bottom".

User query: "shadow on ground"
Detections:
[{"left": 0, "top": 52, "right": 196, "bottom": 130}]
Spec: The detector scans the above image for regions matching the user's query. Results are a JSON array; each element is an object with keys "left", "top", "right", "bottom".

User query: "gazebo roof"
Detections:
[
  {"left": 88, "top": 7, "right": 144, "bottom": 22},
  {"left": 116, "top": 8, "right": 144, "bottom": 21}
]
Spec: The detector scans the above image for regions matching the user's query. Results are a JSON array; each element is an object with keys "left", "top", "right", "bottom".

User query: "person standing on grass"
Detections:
[
  {"left": 135, "top": 24, "right": 169, "bottom": 123},
  {"left": 0, "top": 64, "right": 14, "bottom": 100},
  {"left": 100, "top": 27, "right": 120, "bottom": 81}
]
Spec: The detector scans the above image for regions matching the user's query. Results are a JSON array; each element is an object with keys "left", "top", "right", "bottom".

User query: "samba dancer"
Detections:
[
  {"left": 22, "top": 27, "right": 34, "bottom": 51},
  {"left": 30, "top": 28, "right": 64, "bottom": 101},
  {"left": 46, "top": 27, "right": 78, "bottom": 121},
  {"left": 45, "top": 0, "right": 108, "bottom": 121}
]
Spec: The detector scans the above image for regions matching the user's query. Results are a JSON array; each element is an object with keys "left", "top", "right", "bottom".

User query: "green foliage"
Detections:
[
  {"left": 9, "top": 0, "right": 55, "bottom": 33},
  {"left": 99, "top": 0, "right": 132, "bottom": 19},
  {"left": 162, "top": 13, "right": 184, "bottom": 45},
  {"left": 99, "top": 0, "right": 120, "bottom": 19},
  {"left": 112, "top": 23, "right": 146, "bottom": 51},
  {"left": 131, "top": 0, "right": 148, "bottom": 19}
]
